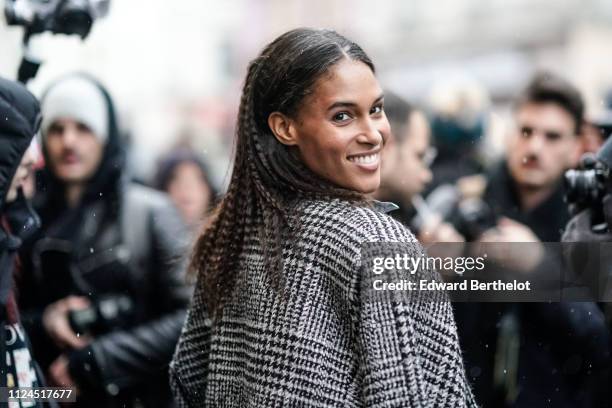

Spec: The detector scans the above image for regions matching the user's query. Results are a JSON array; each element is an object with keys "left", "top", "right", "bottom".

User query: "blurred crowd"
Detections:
[
  {"left": 376, "top": 71, "right": 612, "bottom": 408},
  {"left": 2, "top": 46, "right": 612, "bottom": 408}
]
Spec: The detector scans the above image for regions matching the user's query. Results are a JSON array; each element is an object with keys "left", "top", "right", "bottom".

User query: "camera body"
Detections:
[
  {"left": 4, "top": 0, "right": 110, "bottom": 39},
  {"left": 565, "top": 136, "right": 612, "bottom": 232},
  {"left": 452, "top": 198, "right": 498, "bottom": 242},
  {"left": 69, "top": 294, "right": 134, "bottom": 336}
]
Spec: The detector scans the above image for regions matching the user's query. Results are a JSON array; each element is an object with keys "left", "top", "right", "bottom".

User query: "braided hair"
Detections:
[{"left": 191, "top": 28, "right": 376, "bottom": 317}]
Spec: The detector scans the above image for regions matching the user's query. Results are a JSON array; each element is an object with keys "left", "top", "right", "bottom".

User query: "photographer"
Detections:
[
  {"left": 18, "top": 74, "right": 191, "bottom": 408},
  {"left": 562, "top": 135, "right": 612, "bottom": 407},
  {"left": 456, "top": 72, "right": 609, "bottom": 408}
]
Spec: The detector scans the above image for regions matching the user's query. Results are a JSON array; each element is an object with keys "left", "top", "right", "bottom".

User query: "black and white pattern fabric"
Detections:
[{"left": 170, "top": 198, "right": 477, "bottom": 407}]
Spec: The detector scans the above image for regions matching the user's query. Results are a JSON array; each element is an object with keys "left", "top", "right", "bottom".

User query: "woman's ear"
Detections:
[{"left": 268, "top": 112, "right": 298, "bottom": 146}]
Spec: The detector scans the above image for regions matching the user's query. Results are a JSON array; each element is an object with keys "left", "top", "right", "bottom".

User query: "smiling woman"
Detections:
[
  {"left": 170, "top": 28, "right": 477, "bottom": 407},
  {"left": 267, "top": 57, "right": 388, "bottom": 193}
]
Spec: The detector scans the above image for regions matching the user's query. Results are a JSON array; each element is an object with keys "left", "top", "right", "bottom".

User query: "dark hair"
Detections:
[
  {"left": 516, "top": 71, "right": 585, "bottom": 135},
  {"left": 191, "top": 28, "right": 375, "bottom": 317},
  {"left": 382, "top": 90, "right": 413, "bottom": 143},
  {"left": 155, "top": 148, "right": 217, "bottom": 202}
]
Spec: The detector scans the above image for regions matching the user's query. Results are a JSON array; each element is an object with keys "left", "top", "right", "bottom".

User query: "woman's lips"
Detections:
[{"left": 347, "top": 152, "right": 380, "bottom": 171}]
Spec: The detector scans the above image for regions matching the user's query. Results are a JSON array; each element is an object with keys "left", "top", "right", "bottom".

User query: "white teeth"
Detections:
[{"left": 348, "top": 153, "right": 378, "bottom": 165}]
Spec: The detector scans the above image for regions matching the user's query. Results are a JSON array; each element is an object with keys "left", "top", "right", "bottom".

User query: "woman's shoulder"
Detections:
[{"left": 295, "top": 198, "right": 418, "bottom": 245}]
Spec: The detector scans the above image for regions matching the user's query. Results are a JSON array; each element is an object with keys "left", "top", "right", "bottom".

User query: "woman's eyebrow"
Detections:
[
  {"left": 326, "top": 93, "right": 385, "bottom": 112},
  {"left": 326, "top": 101, "right": 357, "bottom": 111}
]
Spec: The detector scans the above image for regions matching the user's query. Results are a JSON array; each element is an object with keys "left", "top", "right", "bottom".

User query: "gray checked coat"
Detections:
[{"left": 170, "top": 198, "right": 477, "bottom": 407}]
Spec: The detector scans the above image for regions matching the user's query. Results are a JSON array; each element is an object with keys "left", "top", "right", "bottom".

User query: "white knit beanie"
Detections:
[{"left": 40, "top": 76, "right": 108, "bottom": 144}]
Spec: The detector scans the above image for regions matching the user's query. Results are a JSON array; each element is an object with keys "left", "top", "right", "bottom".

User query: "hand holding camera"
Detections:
[
  {"left": 42, "top": 295, "right": 92, "bottom": 350},
  {"left": 478, "top": 217, "right": 545, "bottom": 274}
]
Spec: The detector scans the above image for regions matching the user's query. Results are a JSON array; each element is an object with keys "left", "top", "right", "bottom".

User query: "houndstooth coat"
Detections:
[{"left": 170, "top": 198, "right": 478, "bottom": 407}]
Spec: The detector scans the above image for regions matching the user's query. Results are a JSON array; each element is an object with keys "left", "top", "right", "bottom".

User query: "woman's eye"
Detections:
[
  {"left": 371, "top": 105, "right": 383, "bottom": 115},
  {"left": 333, "top": 112, "right": 352, "bottom": 122}
]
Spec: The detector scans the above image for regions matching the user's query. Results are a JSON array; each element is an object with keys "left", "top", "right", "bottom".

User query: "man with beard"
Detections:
[{"left": 18, "top": 74, "right": 191, "bottom": 408}]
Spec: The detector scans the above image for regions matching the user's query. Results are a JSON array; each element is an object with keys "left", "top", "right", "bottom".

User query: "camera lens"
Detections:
[{"left": 565, "top": 169, "right": 600, "bottom": 205}]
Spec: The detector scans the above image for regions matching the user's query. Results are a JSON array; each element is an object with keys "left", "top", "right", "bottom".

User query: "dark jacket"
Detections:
[
  {"left": 0, "top": 76, "right": 52, "bottom": 407},
  {"left": 456, "top": 161, "right": 609, "bottom": 408},
  {"left": 18, "top": 75, "right": 192, "bottom": 408}
]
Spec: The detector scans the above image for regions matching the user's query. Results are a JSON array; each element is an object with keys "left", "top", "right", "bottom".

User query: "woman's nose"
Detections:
[{"left": 357, "top": 117, "right": 385, "bottom": 147}]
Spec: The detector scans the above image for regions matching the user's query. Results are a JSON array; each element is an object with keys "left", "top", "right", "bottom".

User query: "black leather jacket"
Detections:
[{"left": 22, "top": 183, "right": 191, "bottom": 408}]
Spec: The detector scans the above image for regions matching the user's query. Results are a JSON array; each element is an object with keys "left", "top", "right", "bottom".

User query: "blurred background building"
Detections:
[{"left": 1, "top": 0, "right": 612, "bottom": 189}]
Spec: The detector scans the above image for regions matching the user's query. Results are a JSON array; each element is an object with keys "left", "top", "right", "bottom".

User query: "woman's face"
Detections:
[
  {"left": 283, "top": 59, "right": 390, "bottom": 194},
  {"left": 167, "top": 162, "right": 212, "bottom": 228}
]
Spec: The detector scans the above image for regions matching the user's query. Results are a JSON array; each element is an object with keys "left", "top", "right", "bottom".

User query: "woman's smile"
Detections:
[{"left": 346, "top": 150, "right": 380, "bottom": 171}]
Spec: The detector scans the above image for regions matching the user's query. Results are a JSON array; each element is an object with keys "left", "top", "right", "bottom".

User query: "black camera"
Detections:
[
  {"left": 5, "top": 0, "right": 111, "bottom": 83},
  {"left": 4, "top": 0, "right": 110, "bottom": 39},
  {"left": 565, "top": 135, "right": 612, "bottom": 232},
  {"left": 452, "top": 198, "right": 498, "bottom": 242},
  {"left": 413, "top": 183, "right": 498, "bottom": 242},
  {"left": 69, "top": 294, "right": 134, "bottom": 336}
]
